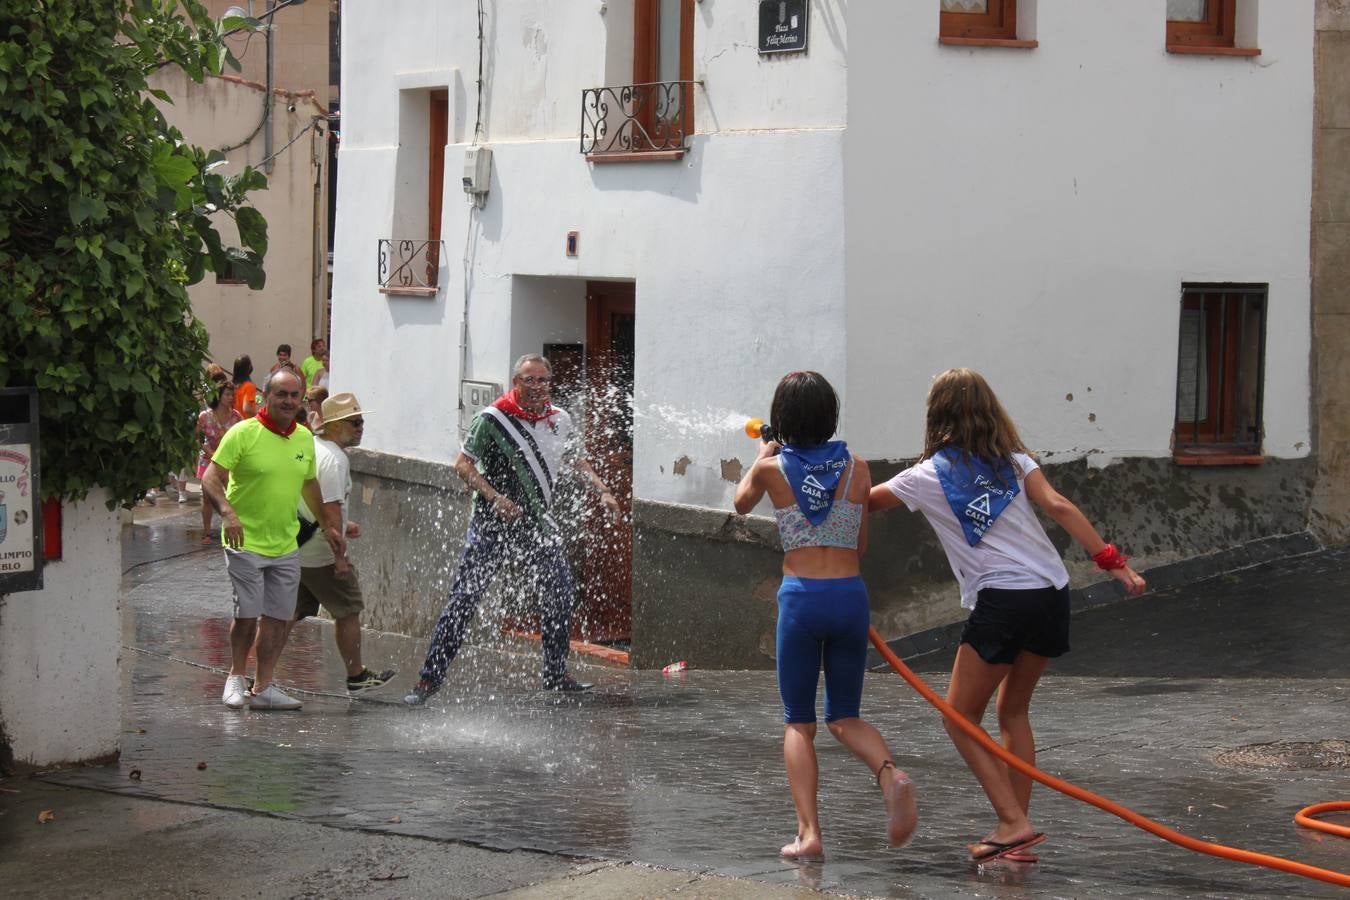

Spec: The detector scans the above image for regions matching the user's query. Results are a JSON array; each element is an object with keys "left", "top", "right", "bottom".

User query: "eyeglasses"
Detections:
[
  {"left": 346, "top": 418, "right": 365, "bottom": 428},
  {"left": 518, "top": 376, "right": 552, "bottom": 386}
]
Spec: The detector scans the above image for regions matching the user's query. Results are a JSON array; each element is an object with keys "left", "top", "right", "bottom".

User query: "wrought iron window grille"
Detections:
[
  {"left": 377, "top": 239, "right": 445, "bottom": 293},
  {"left": 580, "top": 81, "right": 695, "bottom": 155}
]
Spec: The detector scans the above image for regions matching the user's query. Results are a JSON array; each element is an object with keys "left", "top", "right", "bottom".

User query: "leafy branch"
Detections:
[{"left": 0, "top": 0, "right": 271, "bottom": 506}]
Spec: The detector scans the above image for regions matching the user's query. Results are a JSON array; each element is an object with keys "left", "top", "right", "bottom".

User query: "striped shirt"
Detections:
[{"left": 461, "top": 406, "right": 575, "bottom": 531}]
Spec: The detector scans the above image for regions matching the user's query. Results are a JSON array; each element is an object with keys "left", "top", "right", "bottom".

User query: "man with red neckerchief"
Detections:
[
  {"left": 404, "top": 355, "right": 620, "bottom": 705},
  {"left": 202, "top": 370, "right": 344, "bottom": 711}
]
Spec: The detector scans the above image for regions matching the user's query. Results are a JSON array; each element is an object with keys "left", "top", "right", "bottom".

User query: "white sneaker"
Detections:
[
  {"left": 249, "top": 684, "right": 302, "bottom": 710},
  {"left": 221, "top": 675, "right": 249, "bottom": 709}
]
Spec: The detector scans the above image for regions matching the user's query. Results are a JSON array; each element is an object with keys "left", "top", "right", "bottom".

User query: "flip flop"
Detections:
[{"left": 970, "top": 832, "right": 1046, "bottom": 862}]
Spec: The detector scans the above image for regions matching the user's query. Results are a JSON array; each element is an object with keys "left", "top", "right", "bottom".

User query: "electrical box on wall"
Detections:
[
  {"left": 459, "top": 379, "right": 503, "bottom": 438},
  {"left": 463, "top": 146, "right": 492, "bottom": 207}
]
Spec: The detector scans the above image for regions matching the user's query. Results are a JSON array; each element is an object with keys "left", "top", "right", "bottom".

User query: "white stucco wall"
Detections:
[
  {"left": 333, "top": 2, "right": 1314, "bottom": 515},
  {"left": 334, "top": 2, "right": 850, "bottom": 509},
  {"left": 844, "top": 1, "right": 1315, "bottom": 462},
  {"left": 0, "top": 491, "right": 120, "bottom": 766}
]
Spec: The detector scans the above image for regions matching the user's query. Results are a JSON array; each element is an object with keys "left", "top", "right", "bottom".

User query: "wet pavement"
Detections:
[{"left": 33, "top": 504, "right": 1350, "bottom": 897}]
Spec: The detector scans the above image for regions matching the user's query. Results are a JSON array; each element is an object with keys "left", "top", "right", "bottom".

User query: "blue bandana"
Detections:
[
  {"left": 932, "top": 448, "right": 1020, "bottom": 546},
  {"left": 779, "top": 441, "right": 850, "bottom": 525}
]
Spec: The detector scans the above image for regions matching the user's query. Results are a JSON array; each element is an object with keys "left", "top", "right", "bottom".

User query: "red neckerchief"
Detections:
[
  {"left": 255, "top": 406, "right": 298, "bottom": 438},
  {"left": 492, "top": 389, "right": 558, "bottom": 423}
]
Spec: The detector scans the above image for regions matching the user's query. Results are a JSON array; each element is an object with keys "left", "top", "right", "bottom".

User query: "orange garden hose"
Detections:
[{"left": 867, "top": 627, "right": 1350, "bottom": 889}]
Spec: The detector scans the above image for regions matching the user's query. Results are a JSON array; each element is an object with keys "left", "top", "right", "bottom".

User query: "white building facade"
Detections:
[{"left": 331, "top": 2, "right": 1320, "bottom": 668}]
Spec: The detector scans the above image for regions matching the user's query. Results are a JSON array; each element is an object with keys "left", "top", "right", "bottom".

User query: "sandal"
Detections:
[{"left": 970, "top": 832, "right": 1046, "bottom": 862}]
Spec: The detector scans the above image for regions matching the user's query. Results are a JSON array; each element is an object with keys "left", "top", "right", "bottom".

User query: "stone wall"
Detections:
[
  {"left": 348, "top": 449, "right": 1317, "bottom": 670},
  {"left": 1312, "top": 1, "right": 1350, "bottom": 543}
]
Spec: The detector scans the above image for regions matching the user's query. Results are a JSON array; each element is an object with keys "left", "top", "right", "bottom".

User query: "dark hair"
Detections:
[
  {"left": 310, "top": 338, "right": 325, "bottom": 352},
  {"left": 231, "top": 354, "right": 253, "bottom": 384},
  {"left": 769, "top": 371, "right": 838, "bottom": 447},
  {"left": 208, "top": 381, "right": 236, "bottom": 411},
  {"left": 276, "top": 343, "right": 292, "bottom": 356}
]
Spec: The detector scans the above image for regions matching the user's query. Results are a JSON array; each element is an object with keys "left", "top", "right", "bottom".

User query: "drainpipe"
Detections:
[{"left": 263, "top": 0, "right": 276, "bottom": 174}]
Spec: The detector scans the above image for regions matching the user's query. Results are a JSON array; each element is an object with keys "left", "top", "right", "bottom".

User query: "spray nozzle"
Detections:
[{"left": 745, "top": 418, "right": 776, "bottom": 444}]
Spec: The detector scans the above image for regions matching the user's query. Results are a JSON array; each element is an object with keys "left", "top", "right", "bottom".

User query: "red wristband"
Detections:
[{"left": 1092, "top": 543, "right": 1129, "bottom": 571}]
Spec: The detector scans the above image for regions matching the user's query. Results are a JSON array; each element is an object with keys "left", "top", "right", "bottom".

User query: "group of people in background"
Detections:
[{"left": 144, "top": 338, "right": 397, "bottom": 706}]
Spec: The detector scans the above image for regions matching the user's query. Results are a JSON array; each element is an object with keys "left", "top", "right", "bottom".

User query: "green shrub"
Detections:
[{"left": 0, "top": 0, "right": 269, "bottom": 507}]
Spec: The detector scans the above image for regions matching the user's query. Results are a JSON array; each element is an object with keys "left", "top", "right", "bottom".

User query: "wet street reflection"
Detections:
[{"left": 39, "top": 513, "right": 1350, "bottom": 897}]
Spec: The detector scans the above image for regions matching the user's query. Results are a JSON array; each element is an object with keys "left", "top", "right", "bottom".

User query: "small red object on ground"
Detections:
[{"left": 662, "top": 660, "right": 689, "bottom": 675}]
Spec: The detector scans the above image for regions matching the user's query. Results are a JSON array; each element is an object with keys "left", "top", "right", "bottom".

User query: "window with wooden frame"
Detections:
[
  {"left": 1173, "top": 284, "right": 1266, "bottom": 462},
  {"left": 379, "top": 87, "right": 448, "bottom": 295},
  {"left": 1166, "top": 0, "right": 1258, "bottom": 56},
  {"left": 215, "top": 259, "right": 248, "bottom": 285},
  {"left": 939, "top": 0, "right": 1032, "bottom": 48},
  {"left": 634, "top": 0, "right": 693, "bottom": 144}
]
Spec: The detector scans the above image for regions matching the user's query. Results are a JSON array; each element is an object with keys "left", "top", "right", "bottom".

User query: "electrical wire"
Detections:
[
  {"left": 256, "top": 117, "right": 321, "bottom": 169},
  {"left": 474, "top": 0, "right": 486, "bottom": 143}
]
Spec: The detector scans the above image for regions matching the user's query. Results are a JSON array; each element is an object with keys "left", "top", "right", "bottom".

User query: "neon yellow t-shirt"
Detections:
[
  {"left": 212, "top": 418, "right": 317, "bottom": 557},
  {"left": 300, "top": 355, "right": 323, "bottom": 385}
]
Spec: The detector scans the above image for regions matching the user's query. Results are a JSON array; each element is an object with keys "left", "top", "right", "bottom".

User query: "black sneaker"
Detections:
[
  {"left": 544, "top": 675, "right": 593, "bottom": 692},
  {"left": 403, "top": 680, "right": 439, "bottom": 706},
  {"left": 347, "top": 668, "right": 396, "bottom": 694}
]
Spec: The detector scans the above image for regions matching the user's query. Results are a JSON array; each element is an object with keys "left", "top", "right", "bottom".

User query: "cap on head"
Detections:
[{"left": 320, "top": 392, "right": 370, "bottom": 426}]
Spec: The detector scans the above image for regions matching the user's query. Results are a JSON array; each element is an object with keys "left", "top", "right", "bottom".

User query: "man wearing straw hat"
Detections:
[{"left": 292, "top": 391, "right": 396, "bottom": 693}]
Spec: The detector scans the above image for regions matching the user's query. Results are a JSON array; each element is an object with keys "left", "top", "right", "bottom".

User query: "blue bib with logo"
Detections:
[
  {"left": 932, "top": 448, "right": 1020, "bottom": 546},
  {"left": 779, "top": 441, "right": 850, "bottom": 525}
]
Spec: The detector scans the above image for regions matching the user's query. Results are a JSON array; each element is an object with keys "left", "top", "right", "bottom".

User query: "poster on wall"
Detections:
[
  {"left": 0, "top": 386, "right": 42, "bottom": 593},
  {"left": 0, "top": 443, "right": 35, "bottom": 578},
  {"left": 759, "top": 0, "right": 809, "bottom": 55}
]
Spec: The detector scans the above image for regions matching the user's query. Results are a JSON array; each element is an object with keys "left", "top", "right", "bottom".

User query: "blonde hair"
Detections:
[{"left": 921, "top": 368, "right": 1029, "bottom": 469}]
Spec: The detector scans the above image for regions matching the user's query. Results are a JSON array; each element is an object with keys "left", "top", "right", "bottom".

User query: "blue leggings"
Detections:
[{"left": 776, "top": 575, "right": 871, "bottom": 724}]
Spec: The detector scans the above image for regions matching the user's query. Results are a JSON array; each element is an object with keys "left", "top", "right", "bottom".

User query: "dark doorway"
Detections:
[{"left": 572, "top": 281, "right": 635, "bottom": 643}]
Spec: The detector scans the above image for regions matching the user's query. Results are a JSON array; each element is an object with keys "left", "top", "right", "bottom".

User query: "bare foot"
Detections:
[
  {"left": 779, "top": 835, "right": 824, "bottom": 861},
  {"left": 881, "top": 767, "right": 918, "bottom": 847}
]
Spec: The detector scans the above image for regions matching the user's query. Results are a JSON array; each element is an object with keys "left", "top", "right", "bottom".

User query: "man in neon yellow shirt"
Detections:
[
  {"left": 202, "top": 370, "right": 344, "bottom": 710},
  {"left": 300, "top": 337, "right": 326, "bottom": 387}
]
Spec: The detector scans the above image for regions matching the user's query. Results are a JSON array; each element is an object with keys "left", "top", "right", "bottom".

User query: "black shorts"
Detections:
[{"left": 960, "top": 584, "right": 1070, "bottom": 665}]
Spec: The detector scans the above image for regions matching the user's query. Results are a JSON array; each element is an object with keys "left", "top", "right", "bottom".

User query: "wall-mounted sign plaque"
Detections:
[{"left": 759, "top": 0, "right": 809, "bottom": 55}]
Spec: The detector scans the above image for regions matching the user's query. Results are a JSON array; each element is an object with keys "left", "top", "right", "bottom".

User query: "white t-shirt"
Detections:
[
  {"left": 298, "top": 436, "right": 349, "bottom": 568},
  {"left": 884, "top": 452, "right": 1069, "bottom": 610}
]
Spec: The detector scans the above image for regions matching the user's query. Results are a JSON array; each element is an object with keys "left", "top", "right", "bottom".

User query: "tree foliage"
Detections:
[{"left": 0, "top": 0, "right": 269, "bottom": 507}]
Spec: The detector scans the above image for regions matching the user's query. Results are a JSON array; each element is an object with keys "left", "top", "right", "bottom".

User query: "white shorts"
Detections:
[{"left": 225, "top": 548, "right": 301, "bottom": 620}]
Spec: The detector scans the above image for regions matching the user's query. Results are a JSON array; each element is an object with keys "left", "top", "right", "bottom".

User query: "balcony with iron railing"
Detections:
[
  {"left": 580, "top": 81, "right": 693, "bottom": 162},
  {"left": 377, "top": 239, "right": 444, "bottom": 296}
]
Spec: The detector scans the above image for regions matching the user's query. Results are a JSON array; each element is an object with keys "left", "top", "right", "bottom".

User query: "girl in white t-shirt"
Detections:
[{"left": 870, "top": 368, "right": 1146, "bottom": 864}]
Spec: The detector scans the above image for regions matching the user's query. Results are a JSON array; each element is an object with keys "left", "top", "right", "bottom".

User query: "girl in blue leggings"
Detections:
[{"left": 734, "top": 371, "right": 918, "bottom": 860}]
